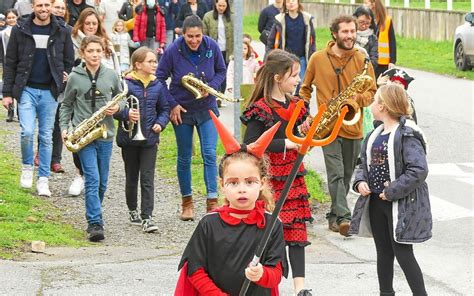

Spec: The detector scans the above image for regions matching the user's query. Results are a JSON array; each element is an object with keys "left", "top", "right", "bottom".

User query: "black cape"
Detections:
[{"left": 178, "top": 212, "right": 288, "bottom": 295}]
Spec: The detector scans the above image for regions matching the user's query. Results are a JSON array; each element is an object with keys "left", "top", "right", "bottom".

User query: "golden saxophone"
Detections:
[
  {"left": 181, "top": 73, "right": 243, "bottom": 103},
  {"left": 301, "top": 59, "right": 374, "bottom": 139},
  {"left": 64, "top": 80, "right": 128, "bottom": 153}
]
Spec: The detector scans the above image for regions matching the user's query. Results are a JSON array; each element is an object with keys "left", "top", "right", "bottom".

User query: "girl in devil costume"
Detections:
[
  {"left": 241, "top": 49, "right": 312, "bottom": 296},
  {"left": 174, "top": 112, "right": 288, "bottom": 295}
]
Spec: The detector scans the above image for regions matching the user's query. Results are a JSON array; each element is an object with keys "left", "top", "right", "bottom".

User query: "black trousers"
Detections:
[
  {"left": 121, "top": 145, "right": 157, "bottom": 219},
  {"left": 369, "top": 194, "right": 427, "bottom": 296},
  {"left": 51, "top": 104, "right": 63, "bottom": 164}
]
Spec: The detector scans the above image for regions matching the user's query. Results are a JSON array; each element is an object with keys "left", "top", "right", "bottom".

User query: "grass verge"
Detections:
[
  {"left": 156, "top": 125, "right": 328, "bottom": 203},
  {"left": 243, "top": 14, "right": 474, "bottom": 80},
  {"left": 0, "top": 130, "right": 87, "bottom": 259}
]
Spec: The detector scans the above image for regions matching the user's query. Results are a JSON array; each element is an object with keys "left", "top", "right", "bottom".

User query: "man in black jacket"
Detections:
[
  {"left": 2, "top": 0, "right": 74, "bottom": 196},
  {"left": 257, "top": 0, "right": 282, "bottom": 45}
]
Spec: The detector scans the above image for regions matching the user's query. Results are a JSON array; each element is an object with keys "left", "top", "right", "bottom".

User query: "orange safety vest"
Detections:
[{"left": 377, "top": 16, "right": 392, "bottom": 65}]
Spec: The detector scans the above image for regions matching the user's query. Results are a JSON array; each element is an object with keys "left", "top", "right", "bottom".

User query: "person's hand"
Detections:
[
  {"left": 199, "top": 89, "right": 209, "bottom": 98},
  {"left": 61, "top": 130, "right": 68, "bottom": 143},
  {"left": 172, "top": 0, "right": 178, "bottom": 3},
  {"left": 174, "top": 27, "right": 182, "bottom": 35},
  {"left": 379, "top": 191, "right": 388, "bottom": 201},
  {"left": 298, "top": 117, "right": 311, "bottom": 134},
  {"left": 105, "top": 103, "right": 119, "bottom": 115},
  {"left": 134, "top": 42, "right": 141, "bottom": 47},
  {"left": 170, "top": 104, "right": 187, "bottom": 125},
  {"left": 357, "top": 181, "right": 371, "bottom": 197},
  {"left": 63, "top": 71, "right": 69, "bottom": 82},
  {"left": 128, "top": 108, "right": 139, "bottom": 122},
  {"left": 245, "top": 263, "right": 264, "bottom": 282},
  {"left": 388, "top": 63, "right": 396, "bottom": 69},
  {"left": 152, "top": 123, "right": 162, "bottom": 133},
  {"left": 285, "top": 139, "right": 299, "bottom": 150},
  {"left": 2, "top": 96, "right": 13, "bottom": 110}
]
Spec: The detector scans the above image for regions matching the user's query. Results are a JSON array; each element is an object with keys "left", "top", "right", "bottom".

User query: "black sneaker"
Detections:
[
  {"left": 297, "top": 289, "right": 313, "bottom": 296},
  {"left": 87, "top": 224, "right": 105, "bottom": 242},
  {"left": 142, "top": 218, "right": 158, "bottom": 233},
  {"left": 129, "top": 210, "right": 142, "bottom": 225}
]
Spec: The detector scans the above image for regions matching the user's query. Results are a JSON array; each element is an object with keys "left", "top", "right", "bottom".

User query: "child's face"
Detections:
[
  {"left": 370, "top": 92, "right": 384, "bottom": 121},
  {"left": 221, "top": 159, "right": 264, "bottom": 211},
  {"left": 242, "top": 43, "right": 248, "bottom": 58},
  {"left": 83, "top": 15, "right": 99, "bottom": 36},
  {"left": 356, "top": 15, "right": 371, "bottom": 32},
  {"left": 6, "top": 13, "right": 17, "bottom": 26},
  {"left": 81, "top": 42, "right": 104, "bottom": 68},
  {"left": 277, "top": 63, "right": 301, "bottom": 94},
  {"left": 115, "top": 21, "right": 124, "bottom": 33},
  {"left": 135, "top": 52, "right": 157, "bottom": 75}
]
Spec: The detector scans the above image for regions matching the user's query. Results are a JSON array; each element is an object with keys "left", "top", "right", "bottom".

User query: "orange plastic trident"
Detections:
[
  {"left": 240, "top": 100, "right": 349, "bottom": 295},
  {"left": 286, "top": 100, "right": 349, "bottom": 155}
]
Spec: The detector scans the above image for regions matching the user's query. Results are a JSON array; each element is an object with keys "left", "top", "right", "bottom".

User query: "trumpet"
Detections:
[
  {"left": 181, "top": 73, "right": 243, "bottom": 103},
  {"left": 121, "top": 95, "right": 146, "bottom": 141}
]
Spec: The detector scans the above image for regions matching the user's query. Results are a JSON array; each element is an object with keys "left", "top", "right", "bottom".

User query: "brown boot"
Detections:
[
  {"left": 180, "top": 196, "right": 194, "bottom": 221},
  {"left": 206, "top": 198, "right": 218, "bottom": 213}
]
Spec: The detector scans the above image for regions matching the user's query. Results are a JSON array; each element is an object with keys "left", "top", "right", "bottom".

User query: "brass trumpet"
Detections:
[
  {"left": 181, "top": 73, "right": 243, "bottom": 103},
  {"left": 121, "top": 95, "right": 146, "bottom": 141}
]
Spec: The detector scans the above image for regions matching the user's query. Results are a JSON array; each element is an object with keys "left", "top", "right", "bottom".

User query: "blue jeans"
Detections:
[
  {"left": 295, "top": 56, "right": 307, "bottom": 94},
  {"left": 173, "top": 119, "right": 218, "bottom": 199},
  {"left": 18, "top": 87, "right": 58, "bottom": 178},
  {"left": 78, "top": 140, "right": 113, "bottom": 226}
]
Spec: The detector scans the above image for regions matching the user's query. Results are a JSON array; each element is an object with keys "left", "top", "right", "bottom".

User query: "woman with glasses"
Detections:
[{"left": 353, "top": 6, "right": 378, "bottom": 68}]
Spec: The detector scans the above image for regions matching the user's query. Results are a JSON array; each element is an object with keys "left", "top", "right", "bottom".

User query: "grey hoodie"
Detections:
[{"left": 59, "top": 64, "right": 124, "bottom": 141}]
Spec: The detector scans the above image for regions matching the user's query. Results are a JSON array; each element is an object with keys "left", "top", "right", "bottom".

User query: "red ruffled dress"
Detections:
[{"left": 241, "top": 97, "right": 313, "bottom": 247}]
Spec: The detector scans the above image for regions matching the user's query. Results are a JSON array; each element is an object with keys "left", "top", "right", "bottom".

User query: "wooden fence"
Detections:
[{"left": 244, "top": 0, "right": 467, "bottom": 41}]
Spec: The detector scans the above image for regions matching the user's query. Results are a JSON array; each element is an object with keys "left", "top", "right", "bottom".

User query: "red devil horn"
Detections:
[
  {"left": 209, "top": 110, "right": 241, "bottom": 155},
  {"left": 247, "top": 122, "right": 281, "bottom": 158}
]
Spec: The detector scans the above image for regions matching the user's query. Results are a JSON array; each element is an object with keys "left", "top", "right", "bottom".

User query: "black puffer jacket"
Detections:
[
  {"left": 349, "top": 117, "right": 432, "bottom": 244},
  {"left": 2, "top": 14, "right": 74, "bottom": 100}
]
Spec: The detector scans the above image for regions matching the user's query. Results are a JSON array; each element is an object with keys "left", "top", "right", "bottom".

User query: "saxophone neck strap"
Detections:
[
  {"left": 326, "top": 52, "right": 354, "bottom": 93},
  {"left": 86, "top": 66, "right": 101, "bottom": 109}
]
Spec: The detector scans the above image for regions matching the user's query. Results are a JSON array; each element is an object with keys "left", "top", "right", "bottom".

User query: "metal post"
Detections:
[
  {"left": 233, "top": 0, "right": 243, "bottom": 139},
  {"left": 447, "top": 0, "right": 452, "bottom": 11},
  {"left": 404, "top": 0, "right": 409, "bottom": 8},
  {"left": 425, "top": 0, "right": 430, "bottom": 9}
]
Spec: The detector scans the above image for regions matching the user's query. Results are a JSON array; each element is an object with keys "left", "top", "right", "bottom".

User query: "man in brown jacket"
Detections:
[{"left": 299, "top": 15, "right": 376, "bottom": 237}]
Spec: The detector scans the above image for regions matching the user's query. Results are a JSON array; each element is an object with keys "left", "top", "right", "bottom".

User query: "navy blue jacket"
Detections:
[
  {"left": 158, "top": 0, "right": 180, "bottom": 31},
  {"left": 156, "top": 35, "right": 226, "bottom": 112},
  {"left": 2, "top": 14, "right": 74, "bottom": 100},
  {"left": 114, "top": 77, "right": 170, "bottom": 147}
]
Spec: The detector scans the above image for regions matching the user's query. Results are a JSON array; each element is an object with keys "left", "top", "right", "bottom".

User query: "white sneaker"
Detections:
[
  {"left": 68, "top": 175, "right": 84, "bottom": 196},
  {"left": 36, "top": 177, "right": 51, "bottom": 197},
  {"left": 20, "top": 165, "right": 34, "bottom": 188}
]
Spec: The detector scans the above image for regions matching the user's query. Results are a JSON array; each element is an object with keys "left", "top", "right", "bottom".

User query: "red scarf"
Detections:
[
  {"left": 273, "top": 99, "right": 296, "bottom": 121},
  {"left": 215, "top": 200, "right": 266, "bottom": 229}
]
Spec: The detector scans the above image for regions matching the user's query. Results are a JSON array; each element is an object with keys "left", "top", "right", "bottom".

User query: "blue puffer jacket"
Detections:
[
  {"left": 114, "top": 77, "right": 170, "bottom": 147},
  {"left": 349, "top": 117, "right": 432, "bottom": 244},
  {"left": 156, "top": 35, "right": 227, "bottom": 112}
]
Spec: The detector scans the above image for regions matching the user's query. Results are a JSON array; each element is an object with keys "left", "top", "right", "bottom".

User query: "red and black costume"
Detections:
[
  {"left": 175, "top": 202, "right": 288, "bottom": 295},
  {"left": 175, "top": 111, "right": 288, "bottom": 295},
  {"left": 241, "top": 97, "right": 312, "bottom": 247}
]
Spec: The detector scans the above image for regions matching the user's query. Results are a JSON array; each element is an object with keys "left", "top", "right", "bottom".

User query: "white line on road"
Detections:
[{"left": 430, "top": 194, "right": 474, "bottom": 222}]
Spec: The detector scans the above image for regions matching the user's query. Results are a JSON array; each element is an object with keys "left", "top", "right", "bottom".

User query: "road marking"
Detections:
[
  {"left": 428, "top": 163, "right": 472, "bottom": 177},
  {"left": 430, "top": 194, "right": 474, "bottom": 222}
]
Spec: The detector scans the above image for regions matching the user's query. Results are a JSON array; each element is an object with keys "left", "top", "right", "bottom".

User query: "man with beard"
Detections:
[
  {"left": 299, "top": 14, "right": 376, "bottom": 237},
  {"left": 2, "top": 0, "right": 74, "bottom": 196}
]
